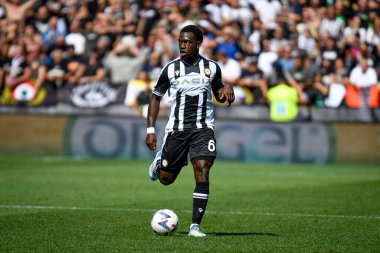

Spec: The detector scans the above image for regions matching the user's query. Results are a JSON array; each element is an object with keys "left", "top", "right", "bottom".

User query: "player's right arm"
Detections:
[
  {"left": 145, "top": 94, "right": 161, "bottom": 150},
  {"left": 145, "top": 64, "right": 170, "bottom": 151}
]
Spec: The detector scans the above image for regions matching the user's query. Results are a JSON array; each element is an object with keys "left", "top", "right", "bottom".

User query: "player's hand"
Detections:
[
  {"left": 145, "top": 133, "right": 157, "bottom": 151},
  {"left": 219, "top": 84, "right": 235, "bottom": 107}
]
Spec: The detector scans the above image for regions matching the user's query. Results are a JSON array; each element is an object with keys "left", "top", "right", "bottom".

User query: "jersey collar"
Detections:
[{"left": 181, "top": 55, "right": 201, "bottom": 66}]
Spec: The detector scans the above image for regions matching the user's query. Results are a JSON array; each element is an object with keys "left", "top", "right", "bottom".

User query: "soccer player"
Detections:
[{"left": 145, "top": 25, "right": 235, "bottom": 237}]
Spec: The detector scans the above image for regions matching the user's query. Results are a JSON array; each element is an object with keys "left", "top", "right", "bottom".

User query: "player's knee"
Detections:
[
  {"left": 193, "top": 160, "right": 212, "bottom": 182},
  {"left": 159, "top": 168, "right": 181, "bottom": 185},
  {"left": 194, "top": 159, "right": 213, "bottom": 169},
  {"left": 194, "top": 162, "right": 212, "bottom": 174},
  {"left": 159, "top": 176, "right": 175, "bottom": 186},
  {"left": 159, "top": 172, "right": 176, "bottom": 185}
]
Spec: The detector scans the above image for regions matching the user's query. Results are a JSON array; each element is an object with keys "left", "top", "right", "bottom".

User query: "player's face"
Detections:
[{"left": 178, "top": 32, "right": 200, "bottom": 60}]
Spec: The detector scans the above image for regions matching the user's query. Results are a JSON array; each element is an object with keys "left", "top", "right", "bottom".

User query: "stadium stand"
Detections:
[{"left": 0, "top": 0, "right": 379, "bottom": 122}]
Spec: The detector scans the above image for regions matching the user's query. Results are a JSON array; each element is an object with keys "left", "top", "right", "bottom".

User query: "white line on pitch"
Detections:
[{"left": 0, "top": 204, "right": 379, "bottom": 220}]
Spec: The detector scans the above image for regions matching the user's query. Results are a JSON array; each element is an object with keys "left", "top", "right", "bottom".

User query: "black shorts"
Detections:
[{"left": 160, "top": 128, "right": 217, "bottom": 173}]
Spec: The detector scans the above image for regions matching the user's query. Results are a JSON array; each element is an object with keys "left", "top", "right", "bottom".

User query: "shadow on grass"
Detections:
[{"left": 178, "top": 231, "right": 280, "bottom": 237}]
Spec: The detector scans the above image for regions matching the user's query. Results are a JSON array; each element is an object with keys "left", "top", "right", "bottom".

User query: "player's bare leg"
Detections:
[
  {"left": 149, "top": 151, "right": 182, "bottom": 185},
  {"left": 159, "top": 170, "right": 181, "bottom": 185},
  {"left": 189, "top": 159, "right": 212, "bottom": 237}
]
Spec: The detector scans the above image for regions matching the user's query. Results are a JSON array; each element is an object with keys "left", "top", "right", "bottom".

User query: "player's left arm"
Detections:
[
  {"left": 211, "top": 65, "right": 235, "bottom": 106},
  {"left": 218, "top": 83, "right": 235, "bottom": 107}
]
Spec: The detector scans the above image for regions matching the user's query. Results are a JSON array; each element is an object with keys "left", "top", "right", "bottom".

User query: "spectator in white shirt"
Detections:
[
  {"left": 319, "top": 6, "right": 345, "bottom": 39},
  {"left": 348, "top": 57, "right": 379, "bottom": 121},
  {"left": 216, "top": 49, "right": 241, "bottom": 84},
  {"left": 65, "top": 19, "right": 86, "bottom": 55},
  {"left": 270, "top": 26, "right": 290, "bottom": 53},
  {"left": 248, "top": 18, "right": 263, "bottom": 55},
  {"left": 204, "top": 0, "right": 223, "bottom": 26},
  {"left": 252, "top": 0, "right": 282, "bottom": 31},
  {"left": 216, "top": 49, "right": 245, "bottom": 103},
  {"left": 220, "top": 0, "right": 251, "bottom": 26},
  {"left": 258, "top": 39, "right": 278, "bottom": 77},
  {"left": 349, "top": 58, "right": 378, "bottom": 88},
  {"left": 297, "top": 27, "right": 317, "bottom": 56}
]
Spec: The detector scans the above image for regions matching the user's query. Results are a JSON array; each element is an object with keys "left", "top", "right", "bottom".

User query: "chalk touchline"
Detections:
[{"left": 0, "top": 204, "right": 379, "bottom": 220}]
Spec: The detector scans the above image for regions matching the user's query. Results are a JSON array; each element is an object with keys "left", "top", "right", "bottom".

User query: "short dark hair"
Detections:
[{"left": 180, "top": 25, "right": 203, "bottom": 43}]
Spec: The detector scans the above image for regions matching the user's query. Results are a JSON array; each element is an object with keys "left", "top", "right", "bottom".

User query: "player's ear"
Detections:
[{"left": 197, "top": 41, "right": 202, "bottom": 48}]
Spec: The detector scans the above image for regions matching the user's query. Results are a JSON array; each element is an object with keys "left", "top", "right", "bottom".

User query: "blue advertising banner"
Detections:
[
  {"left": 1, "top": 114, "right": 379, "bottom": 164},
  {"left": 65, "top": 117, "right": 334, "bottom": 164}
]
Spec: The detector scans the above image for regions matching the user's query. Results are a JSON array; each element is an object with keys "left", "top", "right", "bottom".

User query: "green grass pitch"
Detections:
[{"left": 0, "top": 156, "right": 379, "bottom": 253}]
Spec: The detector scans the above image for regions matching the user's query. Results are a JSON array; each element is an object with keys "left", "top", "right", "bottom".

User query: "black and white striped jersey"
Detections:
[{"left": 152, "top": 55, "right": 224, "bottom": 132}]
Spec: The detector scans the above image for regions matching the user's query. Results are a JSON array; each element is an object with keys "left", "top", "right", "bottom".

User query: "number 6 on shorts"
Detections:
[{"left": 208, "top": 140, "right": 215, "bottom": 152}]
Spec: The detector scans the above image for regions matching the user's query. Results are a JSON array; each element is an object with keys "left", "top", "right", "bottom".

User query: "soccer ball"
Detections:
[{"left": 151, "top": 209, "right": 179, "bottom": 235}]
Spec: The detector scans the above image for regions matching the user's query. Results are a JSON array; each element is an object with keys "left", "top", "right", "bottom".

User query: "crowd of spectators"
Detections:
[{"left": 0, "top": 0, "right": 379, "bottom": 118}]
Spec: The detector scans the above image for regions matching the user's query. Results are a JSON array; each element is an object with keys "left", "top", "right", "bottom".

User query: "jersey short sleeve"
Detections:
[{"left": 152, "top": 65, "right": 170, "bottom": 97}]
